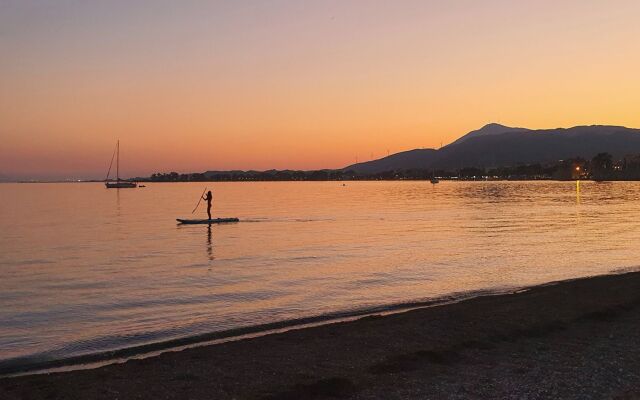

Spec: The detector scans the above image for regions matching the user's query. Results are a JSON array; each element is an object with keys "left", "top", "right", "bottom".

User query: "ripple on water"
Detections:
[{"left": 3, "top": 181, "right": 640, "bottom": 373}]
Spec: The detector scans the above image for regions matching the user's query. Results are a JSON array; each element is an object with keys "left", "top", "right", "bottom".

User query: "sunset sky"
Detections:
[{"left": 2, "top": 0, "right": 640, "bottom": 179}]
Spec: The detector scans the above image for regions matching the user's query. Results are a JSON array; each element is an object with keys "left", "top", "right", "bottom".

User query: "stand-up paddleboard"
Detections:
[{"left": 177, "top": 218, "right": 239, "bottom": 224}]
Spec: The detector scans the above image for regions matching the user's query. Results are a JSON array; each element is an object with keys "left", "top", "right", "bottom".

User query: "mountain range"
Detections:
[{"left": 344, "top": 123, "right": 640, "bottom": 174}]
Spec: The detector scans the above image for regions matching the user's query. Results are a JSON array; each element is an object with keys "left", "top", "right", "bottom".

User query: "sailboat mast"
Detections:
[{"left": 116, "top": 140, "right": 120, "bottom": 181}]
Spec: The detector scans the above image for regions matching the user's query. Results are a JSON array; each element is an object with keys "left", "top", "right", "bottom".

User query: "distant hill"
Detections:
[
  {"left": 340, "top": 149, "right": 438, "bottom": 175},
  {"left": 344, "top": 124, "right": 640, "bottom": 173},
  {"left": 447, "top": 123, "right": 529, "bottom": 146}
]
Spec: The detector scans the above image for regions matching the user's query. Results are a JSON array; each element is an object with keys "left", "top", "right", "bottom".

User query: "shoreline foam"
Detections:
[{"left": 0, "top": 285, "right": 522, "bottom": 377}]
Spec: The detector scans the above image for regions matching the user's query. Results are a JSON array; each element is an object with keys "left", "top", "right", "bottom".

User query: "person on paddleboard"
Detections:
[{"left": 203, "top": 190, "right": 213, "bottom": 220}]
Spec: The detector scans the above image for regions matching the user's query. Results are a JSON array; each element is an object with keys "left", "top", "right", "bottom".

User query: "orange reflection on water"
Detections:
[{"left": 2, "top": 181, "right": 640, "bottom": 365}]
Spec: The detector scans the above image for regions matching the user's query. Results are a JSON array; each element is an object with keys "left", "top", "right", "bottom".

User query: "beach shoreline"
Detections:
[
  {"left": 0, "top": 285, "right": 526, "bottom": 378},
  {"left": 3, "top": 271, "right": 640, "bottom": 399}
]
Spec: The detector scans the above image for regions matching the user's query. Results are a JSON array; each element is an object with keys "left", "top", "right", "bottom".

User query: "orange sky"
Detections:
[{"left": 2, "top": 1, "right": 640, "bottom": 179}]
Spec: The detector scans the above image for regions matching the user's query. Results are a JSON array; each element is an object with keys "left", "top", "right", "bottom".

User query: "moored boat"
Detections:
[
  {"left": 106, "top": 181, "right": 137, "bottom": 188},
  {"left": 105, "top": 140, "right": 137, "bottom": 189}
]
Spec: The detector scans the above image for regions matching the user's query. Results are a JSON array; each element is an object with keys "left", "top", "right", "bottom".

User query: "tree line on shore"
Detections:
[{"left": 139, "top": 152, "right": 640, "bottom": 182}]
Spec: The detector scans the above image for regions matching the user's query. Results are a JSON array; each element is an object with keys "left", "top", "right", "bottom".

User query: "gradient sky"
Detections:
[{"left": 2, "top": 0, "right": 640, "bottom": 179}]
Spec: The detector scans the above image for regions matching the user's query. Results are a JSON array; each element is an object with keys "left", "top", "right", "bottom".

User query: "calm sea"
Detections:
[{"left": 1, "top": 181, "right": 640, "bottom": 373}]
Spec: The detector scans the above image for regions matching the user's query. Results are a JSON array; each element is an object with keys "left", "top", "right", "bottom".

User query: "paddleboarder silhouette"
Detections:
[{"left": 203, "top": 190, "right": 213, "bottom": 219}]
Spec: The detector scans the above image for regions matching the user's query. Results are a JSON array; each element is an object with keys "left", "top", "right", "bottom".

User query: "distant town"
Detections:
[
  {"left": 138, "top": 152, "right": 640, "bottom": 182},
  {"left": 137, "top": 124, "right": 640, "bottom": 183}
]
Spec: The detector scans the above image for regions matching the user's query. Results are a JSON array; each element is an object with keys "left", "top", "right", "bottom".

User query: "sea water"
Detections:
[{"left": 2, "top": 181, "right": 640, "bottom": 372}]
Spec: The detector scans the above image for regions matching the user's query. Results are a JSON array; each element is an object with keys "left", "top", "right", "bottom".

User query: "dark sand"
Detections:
[{"left": 3, "top": 272, "right": 640, "bottom": 399}]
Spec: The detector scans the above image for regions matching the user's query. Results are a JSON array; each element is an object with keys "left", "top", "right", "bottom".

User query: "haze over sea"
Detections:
[{"left": 2, "top": 180, "right": 640, "bottom": 373}]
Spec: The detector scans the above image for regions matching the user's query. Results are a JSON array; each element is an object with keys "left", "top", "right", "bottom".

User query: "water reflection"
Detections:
[
  {"left": 206, "top": 225, "right": 214, "bottom": 262},
  {"left": 7, "top": 181, "right": 640, "bottom": 369},
  {"left": 472, "top": 183, "right": 509, "bottom": 203},
  {"left": 115, "top": 188, "right": 121, "bottom": 217},
  {"left": 451, "top": 182, "right": 536, "bottom": 205}
]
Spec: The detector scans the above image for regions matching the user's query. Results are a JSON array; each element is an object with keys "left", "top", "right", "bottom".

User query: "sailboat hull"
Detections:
[{"left": 105, "top": 181, "right": 137, "bottom": 188}]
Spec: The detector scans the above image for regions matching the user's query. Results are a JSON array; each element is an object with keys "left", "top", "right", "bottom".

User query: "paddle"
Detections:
[{"left": 192, "top": 187, "right": 208, "bottom": 214}]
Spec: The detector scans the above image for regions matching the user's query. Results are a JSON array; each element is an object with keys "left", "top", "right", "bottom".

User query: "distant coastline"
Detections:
[
  {"left": 134, "top": 152, "right": 640, "bottom": 182},
  {"left": 9, "top": 123, "right": 640, "bottom": 183},
  {"left": 136, "top": 124, "right": 640, "bottom": 182}
]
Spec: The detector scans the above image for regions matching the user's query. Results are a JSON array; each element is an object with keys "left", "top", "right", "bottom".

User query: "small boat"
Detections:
[
  {"left": 105, "top": 140, "right": 137, "bottom": 189},
  {"left": 106, "top": 181, "right": 137, "bottom": 188},
  {"left": 177, "top": 218, "right": 240, "bottom": 224},
  {"left": 430, "top": 177, "right": 440, "bottom": 184}
]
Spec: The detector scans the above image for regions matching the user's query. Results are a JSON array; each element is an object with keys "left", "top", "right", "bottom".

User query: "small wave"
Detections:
[
  {"left": 0, "top": 259, "right": 55, "bottom": 266},
  {"left": 0, "top": 284, "right": 528, "bottom": 378},
  {"left": 610, "top": 265, "right": 640, "bottom": 274},
  {"left": 232, "top": 217, "right": 337, "bottom": 223}
]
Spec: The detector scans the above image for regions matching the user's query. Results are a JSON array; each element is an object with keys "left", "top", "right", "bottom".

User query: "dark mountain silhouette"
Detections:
[
  {"left": 344, "top": 124, "right": 640, "bottom": 173},
  {"left": 448, "top": 123, "right": 529, "bottom": 146},
  {"left": 341, "top": 149, "right": 438, "bottom": 175}
]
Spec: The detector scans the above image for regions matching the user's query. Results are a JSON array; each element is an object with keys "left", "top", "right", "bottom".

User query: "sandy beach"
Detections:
[{"left": 2, "top": 271, "right": 640, "bottom": 399}]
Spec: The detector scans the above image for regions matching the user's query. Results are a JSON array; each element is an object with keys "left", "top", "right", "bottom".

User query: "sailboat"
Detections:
[{"left": 105, "top": 140, "right": 137, "bottom": 188}]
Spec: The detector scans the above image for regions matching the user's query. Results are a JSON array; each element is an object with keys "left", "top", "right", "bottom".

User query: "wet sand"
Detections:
[{"left": 3, "top": 271, "right": 640, "bottom": 399}]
